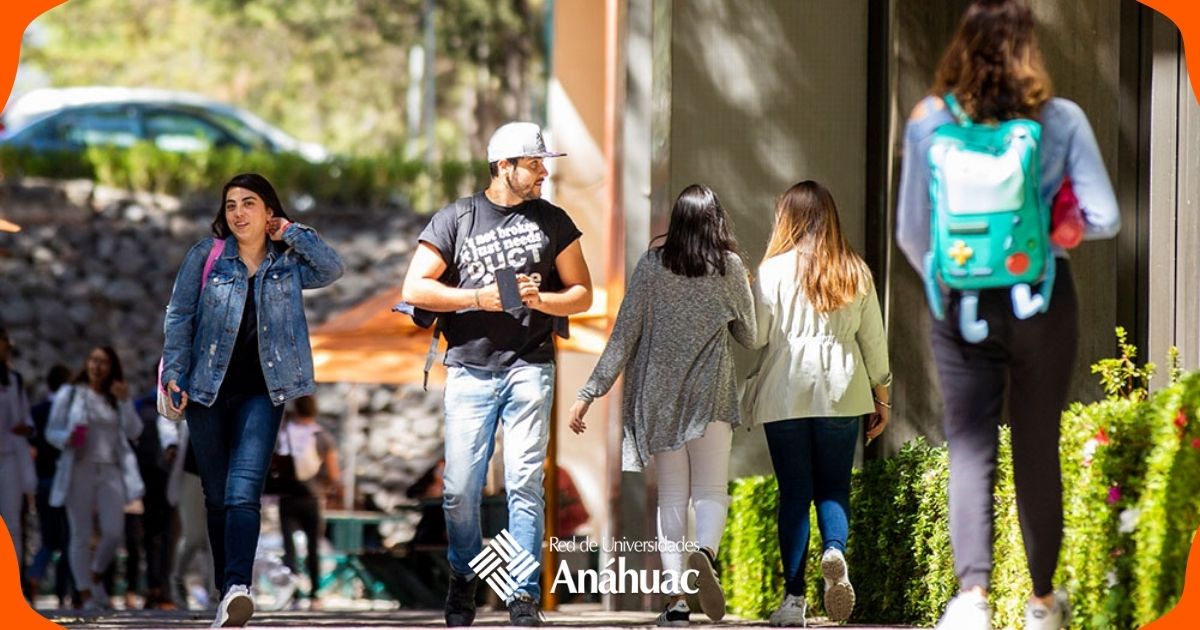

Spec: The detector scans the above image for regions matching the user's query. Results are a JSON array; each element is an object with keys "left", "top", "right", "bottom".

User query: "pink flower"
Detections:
[
  {"left": 1096, "top": 427, "right": 1111, "bottom": 445},
  {"left": 1191, "top": 438, "right": 1200, "bottom": 450},
  {"left": 1176, "top": 409, "right": 1189, "bottom": 429},
  {"left": 1107, "top": 484, "right": 1122, "bottom": 505}
]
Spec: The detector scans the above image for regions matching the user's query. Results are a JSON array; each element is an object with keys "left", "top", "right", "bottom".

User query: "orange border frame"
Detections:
[{"left": 0, "top": 1, "right": 1197, "bottom": 628}]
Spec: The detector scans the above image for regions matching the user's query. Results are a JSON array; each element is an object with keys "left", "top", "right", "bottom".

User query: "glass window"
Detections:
[
  {"left": 202, "top": 110, "right": 272, "bottom": 151},
  {"left": 59, "top": 106, "right": 140, "bottom": 148},
  {"left": 143, "top": 109, "right": 240, "bottom": 152}
]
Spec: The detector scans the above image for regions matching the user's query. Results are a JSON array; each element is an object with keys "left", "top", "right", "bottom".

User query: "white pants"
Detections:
[
  {"left": 0, "top": 457, "right": 25, "bottom": 563},
  {"left": 653, "top": 421, "right": 732, "bottom": 592},
  {"left": 65, "top": 460, "right": 125, "bottom": 591}
]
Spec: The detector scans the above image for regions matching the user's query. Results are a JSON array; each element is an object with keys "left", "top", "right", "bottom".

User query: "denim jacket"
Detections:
[{"left": 161, "top": 224, "right": 344, "bottom": 407}]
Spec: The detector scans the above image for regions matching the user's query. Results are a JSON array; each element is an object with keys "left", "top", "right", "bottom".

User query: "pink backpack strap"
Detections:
[
  {"left": 158, "top": 238, "right": 227, "bottom": 399},
  {"left": 200, "top": 238, "right": 226, "bottom": 290}
]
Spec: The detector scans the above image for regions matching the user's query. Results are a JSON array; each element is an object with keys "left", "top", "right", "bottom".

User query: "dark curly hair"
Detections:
[{"left": 933, "top": 0, "right": 1053, "bottom": 122}]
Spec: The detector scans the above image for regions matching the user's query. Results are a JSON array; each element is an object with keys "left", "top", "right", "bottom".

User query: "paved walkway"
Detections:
[{"left": 40, "top": 604, "right": 920, "bottom": 629}]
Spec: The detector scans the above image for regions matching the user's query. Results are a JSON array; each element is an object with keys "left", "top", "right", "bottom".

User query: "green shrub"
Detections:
[
  {"left": 0, "top": 143, "right": 488, "bottom": 211},
  {"left": 720, "top": 475, "right": 785, "bottom": 619},
  {"left": 721, "top": 331, "right": 1200, "bottom": 629},
  {"left": 1130, "top": 370, "right": 1200, "bottom": 625}
]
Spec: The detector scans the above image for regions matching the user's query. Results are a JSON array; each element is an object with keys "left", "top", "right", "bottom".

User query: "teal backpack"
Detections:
[{"left": 923, "top": 93, "right": 1055, "bottom": 343}]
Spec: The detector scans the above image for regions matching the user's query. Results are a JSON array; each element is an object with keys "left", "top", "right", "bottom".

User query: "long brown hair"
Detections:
[
  {"left": 933, "top": 0, "right": 1052, "bottom": 122},
  {"left": 73, "top": 345, "right": 124, "bottom": 408},
  {"left": 762, "top": 181, "right": 871, "bottom": 313}
]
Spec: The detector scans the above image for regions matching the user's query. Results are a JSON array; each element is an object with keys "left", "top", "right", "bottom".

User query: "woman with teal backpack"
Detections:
[{"left": 895, "top": 2, "right": 1119, "bottom": 629}]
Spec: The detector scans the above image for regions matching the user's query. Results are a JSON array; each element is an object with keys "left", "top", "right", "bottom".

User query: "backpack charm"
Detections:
[
  {"left": 923, "top": 93, "right": 1055, "bottom": 343},
  {"left": 958, "top": 292, "right": 989, "bottom": 344}
]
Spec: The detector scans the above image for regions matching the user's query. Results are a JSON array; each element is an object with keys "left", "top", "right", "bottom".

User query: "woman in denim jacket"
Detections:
[{"left": 161, "top": 173, "right": 342, "bottom": 627}]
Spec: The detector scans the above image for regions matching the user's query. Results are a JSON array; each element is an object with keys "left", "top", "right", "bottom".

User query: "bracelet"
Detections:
[
  {"left": 874, "top": 398, "right": 891, "bottom": 409},
  {"left": 474, "top": 288, "right": 482, "bottom": 308}
]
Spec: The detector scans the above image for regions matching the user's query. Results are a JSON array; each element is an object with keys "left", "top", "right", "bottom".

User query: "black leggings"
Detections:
[
  {"left": 279, "top": 494, "right": 323, "bottom": 599},
  {"left": 930, "top": 261, "right": 1078, "bottom": 597}
]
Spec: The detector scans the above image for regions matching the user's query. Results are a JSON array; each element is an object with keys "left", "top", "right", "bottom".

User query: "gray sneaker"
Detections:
[
  {"left": 508, "top": 594, "right": 543, "bottom": 627},
  {"left": 1025, "top": 590, "right": 1071, "bottom": 630},
  {"left": 444, "top": 573, "right": 478, "bottom": 627},
  {"left": 768, "top": 594, "right": 808, "bottom": 627}
]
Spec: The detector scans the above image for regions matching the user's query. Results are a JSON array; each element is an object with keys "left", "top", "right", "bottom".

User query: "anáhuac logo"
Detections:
[
  {"left": 469, "top": 529, "right": 539, "bottom": 600},
  {"left": 549, "top": 537, "right": 701, "bottom": 595}
]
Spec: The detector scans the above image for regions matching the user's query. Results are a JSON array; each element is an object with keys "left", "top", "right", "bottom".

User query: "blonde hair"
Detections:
[{"left": 763, "top": 181, "right": 871, "bottom": 313}]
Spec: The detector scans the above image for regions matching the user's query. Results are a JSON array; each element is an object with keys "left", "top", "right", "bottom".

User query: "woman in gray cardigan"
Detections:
[{"left": 570, "top": 184, "right": 756, "bottom": 627}]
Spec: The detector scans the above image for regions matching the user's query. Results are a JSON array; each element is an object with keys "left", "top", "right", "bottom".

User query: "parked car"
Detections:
[{"left": 0, "top": 87, "right": 328, "bottom": 162}]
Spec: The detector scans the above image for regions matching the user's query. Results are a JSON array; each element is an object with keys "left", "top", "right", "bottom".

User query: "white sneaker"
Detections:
[
  {"left": 768, "top": 594, "right": 808, "bottom": 627},
  {"left": 1025, "top": 590, "right": 1071, "bottom": 630},
  {"left": 935, "top": 590, "right": 991, "bottom": 630},
  {"left": 211, "top": 585, "right": 255, "bottom": 628},
  {"left": 820, "top": 548, "right": 856, "bottom": 622}
]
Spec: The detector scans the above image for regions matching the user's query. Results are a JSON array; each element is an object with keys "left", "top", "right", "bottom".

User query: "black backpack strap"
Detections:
[{"left": 423, "top": 196, "right": 476, "bottom": 390}]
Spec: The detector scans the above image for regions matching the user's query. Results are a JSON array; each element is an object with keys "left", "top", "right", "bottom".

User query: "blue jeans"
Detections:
[
  {"left": 443, "top": 363, "right": 554, "bottom": 603},
  {"left": 186, "top": 392, "right": 283, "bottom": 594},
  {"left": 764, "top": 416, "right": 860, "bottom": 596}
]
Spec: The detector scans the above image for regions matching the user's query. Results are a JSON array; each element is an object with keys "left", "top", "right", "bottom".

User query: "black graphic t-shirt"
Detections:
[{"left": 418, "top": 192, "right": 582, "bottom": 369}]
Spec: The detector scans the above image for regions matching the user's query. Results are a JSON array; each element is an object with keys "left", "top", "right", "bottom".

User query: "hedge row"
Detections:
[
  {"left": 720, "top": 331, "right": 1200, "bottom": 629},
  {"left": 0, "top": 143, "right": 490, "bottom": 211}
]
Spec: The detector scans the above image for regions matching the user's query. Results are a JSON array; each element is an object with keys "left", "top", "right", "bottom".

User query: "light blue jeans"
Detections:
[{"left": 443, "top": 363, "right": 554, "bottom": 603}]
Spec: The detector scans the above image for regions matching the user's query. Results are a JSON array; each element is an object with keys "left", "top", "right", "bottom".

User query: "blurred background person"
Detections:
[
  {"left": 131, "top": 380, "right": 178, "bottom": 610},
  {"left": 45, "top": 345, "right": 144, "bottom": 610},
  {"left": 0, "top": 327, "right": 37, "bottom": 596},
  {"left": 27, "top": 363, "right": 76, "bottom": 608},
  {"left": 275, "top": 394, "right": 340, "bottom": 610}
]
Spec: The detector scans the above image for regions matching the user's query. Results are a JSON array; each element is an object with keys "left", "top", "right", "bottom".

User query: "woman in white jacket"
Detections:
[
  {"left": 743, "top": 181, "right": 891, "bottom": 627},
  {"left": 46, "top": 346, "right": 144, "bottom": 610}
]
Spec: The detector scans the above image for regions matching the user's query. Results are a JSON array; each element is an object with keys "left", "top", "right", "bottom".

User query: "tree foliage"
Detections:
[{"left": 20, "top": 0, "right": 546, "bottom": 156}]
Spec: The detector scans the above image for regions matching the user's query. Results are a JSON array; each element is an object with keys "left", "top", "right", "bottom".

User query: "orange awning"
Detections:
[{"left": 311, "top": 288, "right": 609, "bottom": 385}]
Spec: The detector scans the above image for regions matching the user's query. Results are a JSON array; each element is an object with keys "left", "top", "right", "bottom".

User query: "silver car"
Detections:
[{"left": 0, "top": 87, "right": 328, "bottom": 162}]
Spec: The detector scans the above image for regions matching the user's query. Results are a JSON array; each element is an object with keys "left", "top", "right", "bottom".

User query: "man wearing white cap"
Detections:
[{"left": 401, "top": 122, "right": 592, "bottom": 626}]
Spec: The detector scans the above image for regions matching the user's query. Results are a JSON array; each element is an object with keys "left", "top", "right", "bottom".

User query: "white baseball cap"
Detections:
[{"left": 486, "top": 122, "right": 566, "bottom": 163}]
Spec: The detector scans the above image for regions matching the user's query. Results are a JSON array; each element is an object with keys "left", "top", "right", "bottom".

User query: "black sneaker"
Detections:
[
  {"left": 444, "top": 573, "right": 478, "bottom": 627},
  {"left": 657, "top": 600, "right": 691, "bottom": 627},
  {"left": 686, "top": 547, "right": 726, "bottom": 621},
  {"left": 508, "top": 594, "right": 542, "bottom": 627}
]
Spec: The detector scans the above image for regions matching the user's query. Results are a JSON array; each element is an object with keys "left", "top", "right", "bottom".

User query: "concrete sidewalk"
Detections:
[{"left": 41, "top": 604, "right": 922, "bottom": 629}]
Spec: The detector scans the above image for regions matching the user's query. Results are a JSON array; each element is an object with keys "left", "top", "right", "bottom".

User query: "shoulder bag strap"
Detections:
[{"left": 423, "top": 197, "right": 476, "bottom": 390}]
